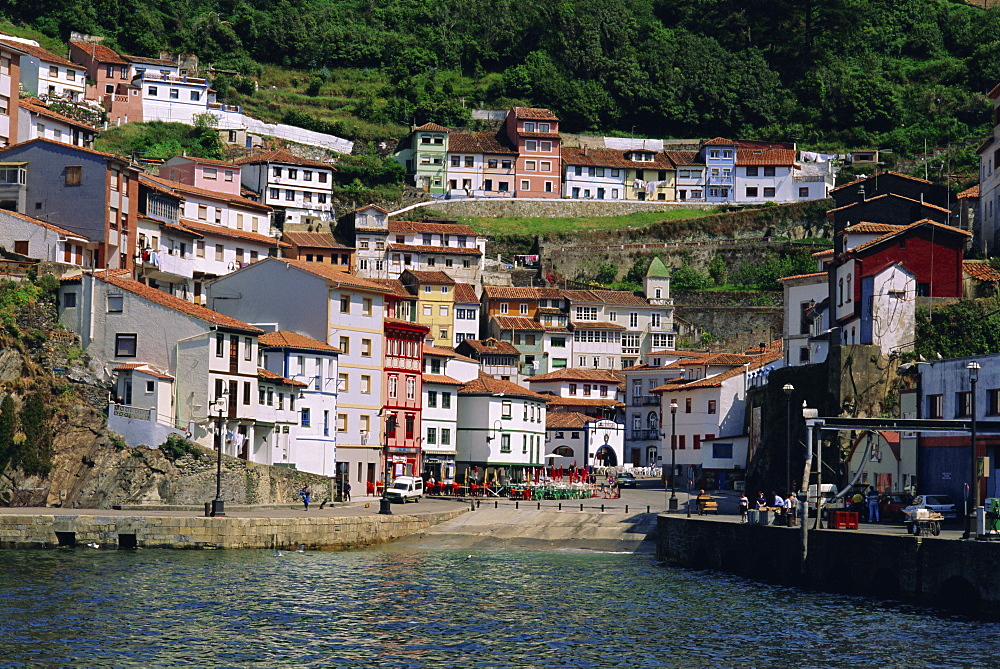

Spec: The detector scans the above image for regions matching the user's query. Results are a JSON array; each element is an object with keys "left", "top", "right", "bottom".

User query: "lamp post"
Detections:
[
  {"left": 379, "top": 412, "right": 396, "bottom": 515},
  {"left": 964, "top": 361, "right": 980, "bottom": 539},
  {"left": 783, "top": 384, "right": 795, "bottom": 496},
  {"left": 669, "top": 400, "right": 678, "bottom": 511},
  {"left": 210, "top": 387, "right": 228, "bottom": 517}
]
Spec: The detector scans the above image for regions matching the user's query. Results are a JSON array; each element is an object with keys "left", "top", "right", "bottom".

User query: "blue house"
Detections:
[{"left": 700, "top": 137, "right": 737, "bottom": 203}]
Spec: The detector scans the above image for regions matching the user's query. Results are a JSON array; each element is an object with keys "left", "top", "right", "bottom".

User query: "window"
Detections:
[
  {"left": 338, "top": 372, "right": 349, "bottom": 392},
  {"left": 285, "top": 190, "right": 294, "bottom": 201},
  {"left": 745, "top": 187, "right": 758, "bottom": 198},
  {"left": 708, "top": 400, "right": 717, "bottom": 414},
  {"left": 301, "top": 408, "right": 311, "bottom": 427},
  {"left": 115, "top": 333, "right": 137, "bottom": 357},
  {"left": 500, "top": 434, "right": 511, "bottom": 452},
  {"left": 63, "top": 292, "right": 77, "bottom": 308},
  {"left": 502, "top": 401, "right": 512, "bottom": 418},
  {"left": 464, "top": 156, "right": 474, "bottom": 167},
  {"left": 763, "top": 167, "right": 776, "bottom": 177},
  {"left": 745, "top": 166, "right": 758, "bottom": 177},
  {"left": 763, "top": 187, "right": 776, "bottom": 198},
  {"left": 215, "top": 244, "right": 224, "bottom": 261},
  {"left": 338, "top": 413, "right": 348, "bottom": 432},
  {"left": 107, "top": 294, "right": 124, "bottom": 312},
  {"left": 216, "top": 333, "right": 225, "bottom": 357},
  {"left": 441, "top": 428, "right": 451, "bottom": 445},
  {"left": 519, "top": 303, "right": 529, "bottom": 315},
  {"left": 569, "top": 383, "right": 577, "bottom": 395},
  {"left": 551, "top": 337, "right": 565, "bottom": 348},
  {"left": 956, "top": 391, "right": 972, "bottom": 418},
  {"left": 148, "top": 86, "right": 158, "bottom": 97},
  {"left": 361, "top": 375, "right": 371, "bottom": 394},
  {"left": 169, "top": 88, "right": 179, "bottom": 99},
  {"left": 442, "top": 392, "right": 451, "bottom": 409},
  {"left": 340, "top": 294, "right": 350, "bottom": 313},
  {"left": 990, "top": 389, "right": 1000, "bottom": 416},
  {"left": 362, "top": 298, "right": 372, "bottom": 316},
  {"left": 521, "top": 180, "right": 530, "bottom": 190},
  {"left": 203, "top": 167, "right": 217, "bottom": 180},
  {"left": 406, "top": 376, "right": 416, "bottom": 400},
  {"left": 65, "top": 166, "right": 82, "bottom": 186},
  {"left": 427, "top": 390, "right": 437, "bottom": 408},
  {"left": 525, "top": 160, "right": 536, "bottom": 171},
  {"left": 339, "top": 336, "right": 350, "bottom": 355},
  {"left": 799, "top": 187, "right": 810, "bottom": 197},
  {"left": 927, "top": 394, "right": 943, "bottom": 419},
  {"left": 427, "top": 427, "right": 437, "bottom": 444},
  {"left": 388, "top": 375, "right": 398, "bottom": 398},
  {"left": 576, "top": 306, "right": 597, "bottom": 321},
  {"left": 540, "top": 141, "right": 552, "bottom": 152},
  {"left": 244, "top": 337, "right": 252, "bottom": 360},
  {"left": 243, "top": 381, "right": 251, "bottom": 405},
  {"left": 685, "top": 398, "right": 692, "bottom": 413},
  {"left": 712, "top": 442, "right": 733, "bottom": 459},
  {"left": 361, "top": 338, "right": 372, "bottom": 357}
]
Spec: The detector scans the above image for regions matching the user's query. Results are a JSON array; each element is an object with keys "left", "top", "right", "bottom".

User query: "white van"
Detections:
[{"left": 385, "top": 476, "right": 424, "bottom": 503}]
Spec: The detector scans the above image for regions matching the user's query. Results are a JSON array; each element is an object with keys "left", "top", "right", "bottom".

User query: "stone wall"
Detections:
[
  {"left": 676, "top": 306, "right": 783, "bottom": 344},
  {"left": 0, "top": 509, "right": 466, "bottom": 550},
  {"left": 657, "top": 515, "right": 1000, "bottom": 617},
  {"left": 405, "top": 199, "right": 716, "bottom": 219}
]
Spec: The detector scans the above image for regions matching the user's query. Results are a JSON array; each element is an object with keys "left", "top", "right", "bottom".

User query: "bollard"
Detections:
[
  {"left": 558, "top": 503, "right": 562, "bottom": 511},
  {"left": 516, "top": 501, "right": 519, "bottom": 510},
  {"left": 495, "top": 501, "right": 498, "bottom": 509},
  {"left": 601, "top": 504, "right": 605, "bottom": 513},
  {"left": 647, "top": 505, "right": 650, "bottom": 514},
  {"left": 537, "top": 502, "right": 541, "bottom": 510},
  {"left": 580, "top": 504, "right": 584, "bottom": 512},
  {"left": 471, "top": 502, "right": 476, "bottom": 511},
  {"left": 476, "top": 500, "right": 480, "bottom": 509},
  {"left": 625, "top": 505, "right": 628, "bottom": 514}
]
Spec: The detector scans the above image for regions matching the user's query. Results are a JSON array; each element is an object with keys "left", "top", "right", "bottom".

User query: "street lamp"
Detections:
[
  {"left": 964, "top": 361, "right": 980, "bottom": 540},
  {"left": 669, "top": 400, "right": 678, "bottom": 511},
  {"left": 379, "top": 411, "right": 397, "bottom": 515},
  {"left": 784, "top": 384, "right": 795, "bottom": 496},
  {"left": 209, "top": 386, "right": 229, "bottom": 517}
]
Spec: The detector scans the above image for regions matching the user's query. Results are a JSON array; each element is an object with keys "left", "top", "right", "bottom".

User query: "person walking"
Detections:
[
  {"left": 739, "top": 492, "right": 749, "bottom": 523},
  {"left": 866, "top": 486, "right": 880, "bottom": 523},
  {"left": 343, "top": 481, "right": 351, "bottom": 502},
  {"left": 786, "top": 493, "right": 798, "bottom": 527},
  {"left": 300, "top": 483, "right": 311, "bottom": 511}
]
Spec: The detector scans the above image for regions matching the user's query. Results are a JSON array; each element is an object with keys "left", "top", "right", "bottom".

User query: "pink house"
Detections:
[
  {"left": 505, "top": 107, "right": 561, "bottom": 198},
  {"left": 69, "top": 41, "right": 142, "bottom": 125},
  {"left": 161, "top": 156, "right": 241, "bottom": 196}
]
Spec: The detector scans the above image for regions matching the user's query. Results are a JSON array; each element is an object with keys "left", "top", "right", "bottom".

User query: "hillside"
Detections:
[{"left": 1, "top": 0, "right": 998, "bottom": 169}]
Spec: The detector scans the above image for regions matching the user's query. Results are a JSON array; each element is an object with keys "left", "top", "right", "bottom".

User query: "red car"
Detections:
[{"left": 879, "top": 493, "right": 913, "bottom": 521}]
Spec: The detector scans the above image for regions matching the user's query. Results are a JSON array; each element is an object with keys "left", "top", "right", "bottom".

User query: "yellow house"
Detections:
[
  {"left": 402, "top": 269, "right": 456, "bottom": 346},
  {"left": 623, "top": 150, "right": 676, "bottom": 201}
]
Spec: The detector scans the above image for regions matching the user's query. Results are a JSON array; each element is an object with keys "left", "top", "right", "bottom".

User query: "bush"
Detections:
[{"left": 160, "top": 433, "right": 200, "bottom": 461}]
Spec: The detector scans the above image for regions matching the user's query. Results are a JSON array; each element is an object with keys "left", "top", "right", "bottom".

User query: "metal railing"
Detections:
[
  {"left": 627, "top": 429, "right": 661, "bottom": 441},
  {"left": 631, "top": 395, "right": 660, "bottom": 406},
  {"left": 112, "top": 404, "right": 152, "bottom": 421}
]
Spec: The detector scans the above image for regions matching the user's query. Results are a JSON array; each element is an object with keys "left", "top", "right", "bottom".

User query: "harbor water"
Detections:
[{"left": 0, "top": 545, "right": 995, "bottom": 667}]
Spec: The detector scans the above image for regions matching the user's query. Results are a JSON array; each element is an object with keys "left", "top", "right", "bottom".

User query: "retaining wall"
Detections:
[
  {"left": 657, "top": 516, "right": 1000, "bottom": 617},
  {"left": 0, "top": 509, "right": 466, "bottom": 550}
]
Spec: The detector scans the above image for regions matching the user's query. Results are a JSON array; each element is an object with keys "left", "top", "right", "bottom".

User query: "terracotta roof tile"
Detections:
[
  {"left": 963, "top": 262, "right": 1000, "bottom": 282},
  {"left": 98, "top": 274, "right": 263, "bottom": 333},
  {"left": 0, "top": 208, "right": 87, "bottom": 240},
  {"left": 18, "top": 99, "right": 96, "bottom": 131},
  {"left": 587, "top": 289, "right": 650, "bottom": 306},
  {"left": 560, "top": 146, "right": 674, "bottom": 170},
  {"left": 453, "top": 282, "right": 478, "bottom": 303},
  {"left": 126, "top": 54, "right": 175, "bottom": 67},
  {"left": 0, "top": 136, "right": 131, "bottom": 163},
  {"left": 546, "top": 412, "right": 593, "bottom": 429},
  {"left": 259, "top": 330, "right": 339, "bottom": 352},
  {"left": 388, "top": 220, "right": 479, "bottom": 236},
  {"left": 0, "top": 39, "right": 76, "bottom": 67},
  {"left": 527, "top": 368, "right": 622, "bottom": 384},
  {"left": 736, "top": 147, "right": 795, "bottom": 166},
  {"left": 423, "top": 344, "right": 478, "bottom": 363},
  {"left": 570, "top": 321, "right": 627, "bottom": 330},
  {"left": 843, "top": 222, "right": 903, "bottom": 234},
  {"left": 665, "top": 150, "right": 704, "bottom": 166},
  {"left": 269, "top": 258, "right": 392, "bottom": 292},
  {"left": 69, "top": 40, "right": 129, "bottom": 65},
  {"left": 830, "top": 170, "right": 934, "bottom": 193},
  {"left": 777, "top": 271, "right": 827, "bottom": 282},
  {"left": 483, "top": 286, "right": 540, "bottom": 300},
  {"left": 492, "top": 316, "right": 544, "bottom": 331},
  {"left": 404, "top": 270, "right": 455, "bottom": 284},
  {"left": 447, "top": 131, "right": 517, "bottom": 155},
  {"left": 178, "top": 219, "right": 286, "bottom": 247},
  {"left": 848, "top": 219, "right": 970, "bottom": 254},
  {"left": 512, "top": 107, "right": 558, "bottom": 121},
  {"left": 422, "top": 373, "right": 463, "bottom": 385},
  {"left": 459, "top": 372, "right": 549, "bottom": 400},
  {"left": 257, "top": 368, "right": 307, "bottom": 387},
  {"left": 384, "top": 317, "right": 429, "bottom": 332},
  {"left": 459, "top": 338, "right": 520, "bottom": 355},
  {"left": 282, "top": 231, "right": 352, "bottom": 250},
  {"left": 371, "top": 278, "right": 413, "bottom": 299},
  {"left": 957, "top": 185, "right": 980, "bottom": 199},
  {"left": 518, "top": 131, "right": 561, "bottom": 140},
  {"left": 388, "top": 243, "right": 481, "bottom": 256},
  {"left": 543, "top": 396, "right": 623, "bottom": 408},
  {"left": 560, "top": 289, "right": 599, "bottom": 302},
  {"left": 702, "top": 137, "right": 737, "bottom": 146},
  {"left": 233, "top": 149, "right": 332, "bottom": 169},
  {"left": 143, "top": 174, "right": 272, "bottom": 212},
  {"left": 812, "top": 249, "right": 834, "bottom": 259},
  {"left": 414, "top": 122, "right": 451, "bottom": 132},
  {"left": 112, "top": 363, "right": 173, "bottom": 379}
]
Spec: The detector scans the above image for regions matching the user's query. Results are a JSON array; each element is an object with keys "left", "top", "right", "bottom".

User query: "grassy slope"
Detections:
[{"left": 456, "top": 208, "right": 715, "bottom": 236}]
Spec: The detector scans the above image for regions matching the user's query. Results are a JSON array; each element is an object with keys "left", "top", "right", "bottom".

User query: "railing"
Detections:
[
  {"left": 631, "top": 395, "right": 660, "bottom": 406},
  {"left": 0, "top": 259, "right": 36, "bottom": 277},
  {"left": 627, "top": 429, "right": 661, "bottom": 441},
  {"left": 137, "top": 72, "right": 207, "bottom": 85},
  {"left": 207, "top": 102, "right": 241, "bottom": 113},
  {"left": 707, "top": 175, "right": 735, "bottom": 185},
  {"left": 793, "top": 175, "right": 827, "bottom": 182},
  {"left": 112, "top": 404, "right": 152, "bottom": 421}
]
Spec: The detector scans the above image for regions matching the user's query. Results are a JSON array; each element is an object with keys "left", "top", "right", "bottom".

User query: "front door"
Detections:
[{"left": 229, "top": 336, "right": 239, "bottom": 373}]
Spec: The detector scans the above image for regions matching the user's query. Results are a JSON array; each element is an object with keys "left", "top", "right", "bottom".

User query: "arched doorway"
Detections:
[{"left": 594, "top": 445, "right": 618, "bottom": 467}]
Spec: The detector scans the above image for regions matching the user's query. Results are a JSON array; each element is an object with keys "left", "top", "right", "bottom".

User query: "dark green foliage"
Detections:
[
  {"left": 0, "top": 396, "right": 16, "bottom": 473},
  {"left": 96, "top": 121, "right": 223, "bottom": 161},
  {"left": 160, "top": 433, "right": 200, "bottom": 461},
  {"left": 915, "top": 300, "right": 1000, "bottom": 359},
  {"left": 671, "top": 266, "right": 712, "bottom": 290},
  {"left": 730, "top": 249, "right": 816, "bottom": 291},
  {"left": 18, "top": 392, "right": 52, "bottom": 476}
]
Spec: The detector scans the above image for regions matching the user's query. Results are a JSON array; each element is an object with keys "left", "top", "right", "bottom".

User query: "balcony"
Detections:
[
  {"left": 631, "top": 395, "right": 659, "bottom": 406},
  {"left": 793, "top": 175, "right": 827, "bottom": 183},
  {"left": 707, "top": 175, "right": 734, "bottom": 185},
  {"left": 627, "top": 428, "right": 661, "bottom": 441}
]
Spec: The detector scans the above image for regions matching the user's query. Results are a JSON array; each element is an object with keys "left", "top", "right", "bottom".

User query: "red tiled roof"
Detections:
[
  {"left": 544, "top": 396, "right": 622, "bottom": 408},
  {"left": 560, "top": 289, "right": 599, "bottom": 302},
  {"left": 387, "top": 243, "right": 481, "bottom": 256},
  {"left": 233, "top": 149, "right": 332, "bottom": 169},
  {"left": 69, "top": 40, "right": 129, "bottom": 65},
  {"left": 665, "top": 150, "right": 703, "bottom": 166},
  {"left": 459, "top": 372, "right": 550, "bottom": 400},
  {"left": 112, "top": 363, "right": 173, "bottom": 379},
  {"left": 259, "top": 330, "right": 339, "bottom": 352},
  {"left": 527, "top": 368, "right": 622, "bottom": 384},
  {"left": 167, "top": 155, "right": 238, "bottom": 168},
  {"left": 0, "top": 208, "right": 87, "bottom": 239},
  {"left": 736, "top": 147, "right": 795, "bottom": 166},
  {"left": 18, "top": 99, "right": 97, "bottom": 131},
  {"left": 561, "top": 146, "right": 674, "bottom": 170},
  {"left": 453, "top": 282, "right": 478, "bottom": 303},
  {"left": 271, "top": 258, "right": 392, "bottom": 292},
  {"left": 812, "top": 249, "right": 834, "bottom": 259},
  {"left": 546, "top": 411, "right": 593, "bottom": 429},
  {"left": 702, "top": 137, "right": 737, "bottom": 146},
  {"left": 493, "top": 316, "right": 544, "bottom": 331},
  {"left": 848, "top": 219, "right": 970, "bottom": 254},
  {"left": 414, "top": 122, "right": 451, "bottom": 132},
  {"left": 702, "top": 353, "right": 754, "bottom": 366},
  {"left": 372, "top": 278, "right": 412, "bottom": 299},
  {"left": 570, "top": 321, "right": 627, "bottom": 330},
  {"left": 963, "top": 262, "right": 1000, "bottom": 282},
  {"left": 422, "top": 373, "right": 463, "bottom": 385},
  {"left": 957, "top": 185, "right": 980, "bottom": 199},
  {"left": 282, "top": 232, "right": 352, "bottom": 250},
  {"left": 388, "top": 220, "right": 479, "bottom": 236},
  {"left": 830, "top": 170, "right": 935, "bottom": 193},
  {"left": 843, "top": 222, "right": 903, "bottom": 234},
  {"left": 484, "top": 286, "right": 540, "bottom": 300},
  {"left": 459, "top": 338, "right": 520, "bottom": 355},
  {"left": 0, "top": 136, "right": 131, "bottom": 163},
  {"left": 125, "top": 54, "right": 174, "bottom": 67},
  {"left": 143, "top": 174, "right": 272, "bottom": 212},
  {"left": 98, "top": 274, "right": 263, "bottom": 333},
  {"left": 0, "top": 39, "right": 75, "bottom": 67},
  {"left": 257, "top": 368, "right": 307, "bottom": 387},
  {"left": 513, "top": 107, "right": 558, "bottom": 121},
  {"left": 587, "top": 289, "right": 650, "bottom": 306},
  {"left": 178, "top": 219, "right": 286, "bottom": 247},
  {"left": 777, "top": 271, "right": 827, "bottom": 283},
  {"left": 447, "top": 131, "right": 516, "bottom": 155},
  {"left": 384, "top": 317, "right": 429, "bottom": 332},
  {"left": 423, "top": 344, "right": 478, "bottom": 363},
  {"left": 404, "top": 270, "right": 455, "bottom": 284},
  {"left": 518, "top": 131, "right": 561, "bottom": 140}
]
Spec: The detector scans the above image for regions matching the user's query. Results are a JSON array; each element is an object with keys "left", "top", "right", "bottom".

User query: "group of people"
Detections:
[
  {"left": 738, "top": 491, "right": 799, "bottom": 525},
  {"left": 848, "top": 486, "right": 882, "bottom": 522}
]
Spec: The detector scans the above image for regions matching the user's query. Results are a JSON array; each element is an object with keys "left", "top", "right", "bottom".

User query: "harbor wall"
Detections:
[
  {"left": 657, "top": 516, "right": 1000, "bottom": 617},
  {"left": 0, "top": 509, "right": 466, "bottom": 551}
]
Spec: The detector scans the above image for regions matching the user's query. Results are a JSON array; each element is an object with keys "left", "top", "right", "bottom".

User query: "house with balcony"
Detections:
[
  {"left": 0, "top": 38, "right": 86, "bottom": 101},
  {"left": 488, "top": 315, "right": 546, "bottom": 380},
  {"left": 17, "top": 98, "right": 97, "bottom": 147},
  {"left": 0, "top": 138, "right": 140, "bottom": 271},
  {"left": 395, "top": 122, "right": 451, "bottom": 195},
  {"left": 701, "top": 138, "right": 737, "bottom": 202},
  {"left": 57, "top": 271, "right": 264, "bottom": 456},
  {"left": 452, "top": 282, "right": 480, "bottom": 346},
  {"left": 281, "top": 231, "right": 353, "bottom": 272},
  {"left": 382, "top": 318, "right": 429, "bottom": 479},
  {"left": 456, "top": 337, "right": 521, "bottom": 380},
  {"left": 736, "top": 142, "right": 797, "bottom": 203},
  {"left": 136, "top": 64, "right": 212, "bottom": 125},
  {"left": 236, "top": 149, "right": 335, "bottom": 229},
  {"left": 623, "top": 149, "right": 675, "bottom": 201},
  {"left": 446, "top": 131, "right": 518, "bottom": 197},
  {"left": 456, "top": 373, "right": 549, "bottom": 483},
  {"left": 205, "top": 256, "right": 393, "bottom": 498},
  {"left": 422, "top": 344, "right": 479, "bottom": 482},
  {"left": 258, "top": 330, "right": 340, "bottom": 476},
  {"left": 0, "top": 208, "right": 95, "bottom": 266},
  {"left": 666, "top": 151, "right": 706, "bottom": 202},
  {"left": 402, "top": 269, "right": 456, "bottom": 347},
  {"left": 0, "top": 44, "right": 21, "bottom": 147},
  {"left": 69, "top": 40, "right": 142, "bottom": 126},
  {"left": 526, "top": 368, "right": 624, "bottom": 421},
  {"left": 506, "top": 107, "right": 561, "bottom": 198},
  {"left": 545, "top": 413, "right": 625, "bottom": 469},
  {"left": 384, "top": 220, "right": 485, "bottom": 284}
]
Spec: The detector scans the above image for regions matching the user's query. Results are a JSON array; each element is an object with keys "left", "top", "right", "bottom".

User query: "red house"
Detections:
[
  {"left": 383, "top": 318, "right": 429, "bottom": 479},
  {"left": 505, "top": 107, "right": 561, "bottom": 198}
]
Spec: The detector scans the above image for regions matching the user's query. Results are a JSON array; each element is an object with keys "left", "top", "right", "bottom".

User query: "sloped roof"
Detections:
[
  {"left": 257, "top": 368, "right": 307, "bottom": 387},
  {"left": 259, "top": 330, "right": 339, "bottom": 352},
  {"left": 18, "top": 99, "right": 96, "bottom": 131},
  {"left": 646, "top": 257, "right": 670, "bottom": 278},
  {"left": 570, "top": 321, "right": 626, "bottom": 330},
  {"left": 963, "top": 262, "right": 1000, "bottom": 282},
  {"left": 957, "top": 185, "right": 980, "bottom": 199},
  {"left": 269, "top": 258, "right": 391, "bottom": 292},
  {"left": 414, "top": 122, "right": 451, "bottom": 132},
  {"left": 0, "top": 208, "right": 87, "bottom": 240},
  {"left": 777, "top": 271, "right": 827, "bottom": 283},
  {"left": 233, "top": 149, "right": 331, "bottom": 169},
  {"left": 827, "top": 192, "right": 951, "bottom": 215},
  {"left": 178, "top": 218, "right": 287, "bottom": 246},
  {"left": 112, "top": 363, "right": 173, "bottom": 379},
  {"left": 282, "top": 231, "right": 352, "bottom": 250},
  {"left": 98, "top": 274, "right": 262, "bottom": 333},
  {"left": 459, "top": 338, "right": 520, "bottom": 355},
  {"left": 544, "top": 396, "right": 623, "bottom": 408},
  {"left": 561, "top": 146, "right": 674, "bottom": 170},
  {"left": 736, "top": 147, "right": 796, "bottom": 166},
  {"left": 453, "top": 282, "right": 478, "bottom": 304},
  {"left": 587, "top": 289, "right": 650, "bottom": 306},
  {"left": 405, "top": 270, "right": 455, "bottom": 284},
  {"left": 459, "top": 372, "right": 549, "bottom": 400},
  {"left": 546, "top": 412, "right": 593, "bottom": 429},
  {"left": 372, "top": 278, "right": 413, "bottom": 299},
  {"left": 388, "top": 220, "right": 479, "bottom": 236},
  {"left": 422, "top": 373, "right": 463, "bottom": 385},
  {"left": 848, "top": 219, "right": 971, "bottom": 254},
  {"left": 527, "top": 368, "right": 622, "bottom": 384},
  {"left": 0, "top": 136, "right": 130, "bottom": 163},
  {"left": 702, "top": 137, "right": 737, "bottom": 146},
  {"left": 0, "top": 39, "right": 76, "bottom": 67},
  {"left": 126, "top": 54, "right": 175, "bottom": 67},
  {"left": 448, "top": 131, "right": 517, "bottom": 155},
  {"left": 69, "top": 40, "right": 129, "bottom": 65},
  {"left": 513, "top": 107, "right": 558, "bottom": 120},
  {"left": 484, "top": 286, "right": 540, "bottom": 300},
  {"left": 143, "top": 174, "right": 271, "bottom": 212},
  {"left": 493, "top": 316, "right": 544, "bottom": 331},
  {"left": 831, "top": 170, "right": 934, "bottom": 193},
  {"left": 388, "top": 243, "right": 482, "bottom": 256},
  {"left": 812, "top": 249, "right": 834, "bottom": 259},
  {"left": 842, "top": 222, "right": 903, "bottom": 234},
  {"left": 665, "top": 150, "right": 703, "bottom": 166},
  {"left": 423, "top": 344, "right": 478, "bottom": 363}
]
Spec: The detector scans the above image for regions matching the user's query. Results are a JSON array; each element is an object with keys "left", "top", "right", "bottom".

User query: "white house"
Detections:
[
  {"left": 17, "top": 99, "right": 96, "bottom": 147},
  {"left": 545, "top": 413, "right": 625, "bottom": 469},
  {"left": 777, "top": 271, "right": 829, "bottom": 367},
  {"left": 422, "top": 344, "right": 479, "bottom": 482},
  {"left": 235, "top": 149, "right": 335, "bottom": 228},
  {"left": 258, "top": 330, "right": 340, "bottom": 476},
  {"left": 0, "top": 38, "right": 86, "bottom": 100},
  {"left": 456, "top": 373, "right": 549, "bottom": 481},
  {"left": 0, "top": 208, "right": 94, "bottom": 265}
]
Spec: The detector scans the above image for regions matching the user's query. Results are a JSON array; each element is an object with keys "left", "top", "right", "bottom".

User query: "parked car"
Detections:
[
  {"left": 879, "top": 493, "right": 914, "bottom": 521},
  {"left": 614, "top": 472, "right": 637, "bottom": 488},
  {"left": 902, "top": 494, "right": 957, "bottom": 519},
  {"left": 385, "top": 476, "right": 423, "bottom": 503}
]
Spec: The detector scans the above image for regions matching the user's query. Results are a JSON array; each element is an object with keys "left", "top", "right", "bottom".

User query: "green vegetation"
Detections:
[
  {"left": 457, "top": 208, "right": 712, "bottom": 236},
  {"left": 160, "top": 433, "right": 201, "bottom": 461},
  {"left": 95, "top": 119, "right": 223, "bottom": 161},
  {"left": 915, "top": 298, "right": 1000, "bottom": 360}
]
